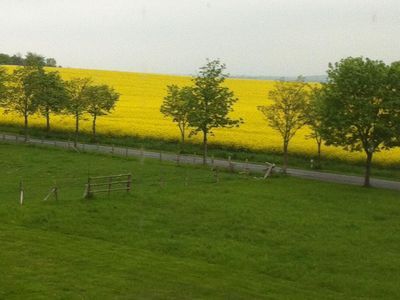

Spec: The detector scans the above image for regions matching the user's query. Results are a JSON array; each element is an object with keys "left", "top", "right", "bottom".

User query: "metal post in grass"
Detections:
[
  {"left": 193, "top": 152, "right": 196, "bottom": 165},
  {"left": 211, "top": 155, "right": 214, "bottom": 168}
]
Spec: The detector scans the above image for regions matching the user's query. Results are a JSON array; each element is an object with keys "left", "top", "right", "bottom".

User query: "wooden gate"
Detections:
[{"left": 84, "top": 173, "right": 132, "bottom": 198}]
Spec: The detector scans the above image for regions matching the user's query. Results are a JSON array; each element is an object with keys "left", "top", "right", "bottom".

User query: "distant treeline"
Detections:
[
  {"left": 230, "top": 75, "right": 327, "bottom": 83},
  {"left": 0, "top": 52, "right": 58, "bottom": 67}
]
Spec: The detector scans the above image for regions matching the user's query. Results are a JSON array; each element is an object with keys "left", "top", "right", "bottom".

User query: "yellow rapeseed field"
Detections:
[{"left": 1, "top": 66, "right": 399, "bottom": 165}]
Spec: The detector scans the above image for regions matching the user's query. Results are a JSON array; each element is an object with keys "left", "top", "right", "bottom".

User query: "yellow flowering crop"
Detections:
[{"left": 1, "top": 66, "right": 399, "bottom": 165}]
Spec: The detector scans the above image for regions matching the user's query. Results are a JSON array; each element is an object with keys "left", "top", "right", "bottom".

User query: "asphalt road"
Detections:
[{"left": 2, "top": 133, "right": 400, "bottom": 191}]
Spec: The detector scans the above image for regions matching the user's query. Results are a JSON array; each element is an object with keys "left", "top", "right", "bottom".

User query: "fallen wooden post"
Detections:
[
  {"left": 263, "top": 162, "right": 276, "bottom": 179},
  {"left": 43, "top": 185, "right": 58, "bottom": 201}
]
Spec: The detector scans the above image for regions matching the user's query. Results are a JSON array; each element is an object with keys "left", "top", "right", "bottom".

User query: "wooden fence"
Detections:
[{"left": 84, "top": 173, "right": 132, "bottom": 199}]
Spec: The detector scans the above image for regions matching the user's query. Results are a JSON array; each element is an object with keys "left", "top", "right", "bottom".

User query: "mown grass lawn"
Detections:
[{"left": 0, "top": 143, "right": 399, "bottom": 299}]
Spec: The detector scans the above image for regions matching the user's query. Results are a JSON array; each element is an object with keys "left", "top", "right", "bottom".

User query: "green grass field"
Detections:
[{"left": 1, "top": 143, "right": 400, "bottom": 299}]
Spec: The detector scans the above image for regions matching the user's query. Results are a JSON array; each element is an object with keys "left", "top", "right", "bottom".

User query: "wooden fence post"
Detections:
[
  {"left": 54, "top": 184, "right": 58, "bottom": 201},
  {"left": 19, "top": 180, "right": 24, "bottom": 205},
  {"left": 86, "top": 177, "right": 92, "bottom": 199},
  {"left": 214, "top": 168, "right": 219, "bottom": 183},
  {"left": 184, "top": 171, "right": 188, "bottom": 186},
  {"left": 127, "top": 174, "right": 132, "bottom": 192},
  {"left": 108, "top": 176, "right": 112, "bottom": 196},
  {"left": 244, "top": 158, "right": 249, "bottom": 175},
  {"left": 228, "top": 156, "right": 234, "bottom": 172}
]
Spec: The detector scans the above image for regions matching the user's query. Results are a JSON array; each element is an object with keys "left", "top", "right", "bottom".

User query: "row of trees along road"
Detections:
[
  {"left": 0, "top": 63, "right": 119, "bottom": 146},
  {"left": 259, "top": 57, "right": 400, "bottom": 187},
  {"left": 161, "top": 59, "right": 242, "bottom": 164},
  {"left": 162, "top": 57, "right": 400, "bottom": 187}
]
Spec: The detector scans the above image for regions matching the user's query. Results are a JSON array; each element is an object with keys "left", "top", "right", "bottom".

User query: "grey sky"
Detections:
[{"left": 1, "top": 0, "right": 399, "bottom": 76}]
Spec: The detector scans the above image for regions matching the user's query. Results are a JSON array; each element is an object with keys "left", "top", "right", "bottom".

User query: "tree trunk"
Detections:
[
  {"left": 203, "top": 130, "right": 208, "bottom": 165},
  {"left": 282, "top": 141, "right": 288, "bottom": 173},
  {"left": 74, "top": 112, "right": 79, "bottom": 147},
  {"left": 45, "top": 109, "right": 50, "bottom": 133},
  {"left": 92, "top": 114, "right": 97, "bottom": 141},
  {"left": 364, "top": 151, "right": 373, "bottom": 187},
  {"left": 317, "top": 140, "right": 322, "bottom": 168},
  {"left": 24, "top": 113, "right": 28, "bottom": 142},
  {"left": 179, "top": 125, "right": 185, "bottom": 153}
]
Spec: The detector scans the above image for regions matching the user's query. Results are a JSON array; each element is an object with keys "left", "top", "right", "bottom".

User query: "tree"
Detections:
[
  {"left": 10, "top": 54, "right": 24, "bottom": 66},
  {"left": 35, "top": 70, "right": 68, "bottom": 132},
  {"left": 188, "top": 59, "right": 242, "bottom": 164},
  {"left": 258, "top": 77, "right": 309, "bottom": 173},
  {"left": 45, "top": 58, "right": 57, "bottom": 67},
  {"left": 3, "top": 67, "right": 41, "bottom": 141},
  {"left": 25, "top": 52, "right": 46, "bottom": 67},
  {"left": 0, "top": 67, "right": 7, "bottom": 103},
  {"left": 317, "top": 57, "right": 398, "bottom": 187},
  {"left": 160, "top": 84, "right": 193, "bottom": 151},
  {"left": 303, "top": 87, "right": 324, "bottom": 168},
  {"left": 0, "top": 53, "right": 11, "bottom": 65},
  {"left": 386, "top": 61, "right": 400, "bottom": 148},
  {"left": 85, "top": 84, "right": 120, "bottom": 140},
  {"left": 65, "top": 77, "right": 92, "bottom": 147}
]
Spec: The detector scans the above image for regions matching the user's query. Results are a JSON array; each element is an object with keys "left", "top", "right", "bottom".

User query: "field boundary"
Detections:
[{"left": 1, "top": 132, "right": 400, "bottom": 191}]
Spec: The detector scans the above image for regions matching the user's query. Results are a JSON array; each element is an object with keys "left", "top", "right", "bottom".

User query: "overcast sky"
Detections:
[{"left": 1, "top": 0, "right": 399, "bottom": 76}]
